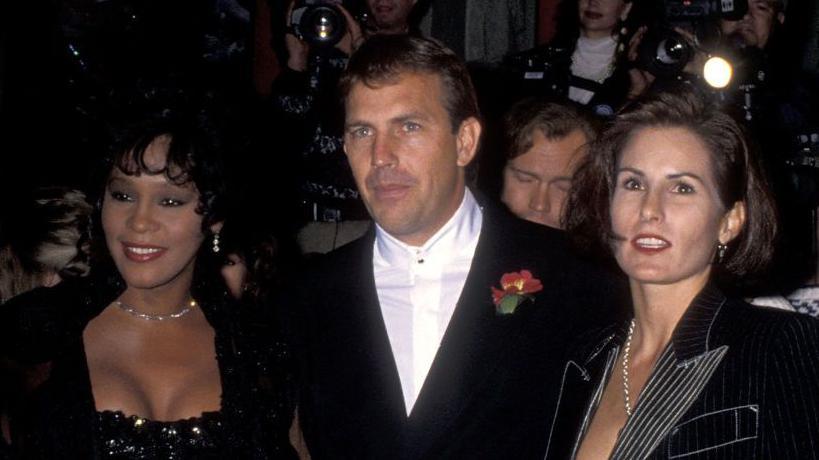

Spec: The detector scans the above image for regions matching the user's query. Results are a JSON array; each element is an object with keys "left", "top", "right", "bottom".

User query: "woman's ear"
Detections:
[
  {"left": 210, "top": 221, "right": 224, "bottom": 235},
  {"left": 719, "top": 201, "right": 746, "bottom": 244}
]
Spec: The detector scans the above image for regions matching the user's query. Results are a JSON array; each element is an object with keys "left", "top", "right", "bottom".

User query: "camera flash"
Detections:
[{"left": 703, "top": 56, "right": 733, "bottom": 89}]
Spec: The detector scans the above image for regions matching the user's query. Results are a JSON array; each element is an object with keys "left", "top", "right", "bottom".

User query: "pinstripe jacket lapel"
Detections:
[
  {"left": 550, "top": 284, "right": 733, "bottom": 460},
  {"left": 612, "top": 284, "right": 731, "bottom": 459},
  {"left": 610, "top": 343, "right": 728, "bottom": 459}
]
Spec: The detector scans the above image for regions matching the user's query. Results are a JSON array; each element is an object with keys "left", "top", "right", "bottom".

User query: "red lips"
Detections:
[{"left": 630, "top": 234, "right": 672, "bottom": 254}]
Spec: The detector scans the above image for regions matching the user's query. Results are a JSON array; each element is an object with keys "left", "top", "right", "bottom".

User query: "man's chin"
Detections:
[{"left": 374, "top": 17, "right": 402, "bottom": 31}]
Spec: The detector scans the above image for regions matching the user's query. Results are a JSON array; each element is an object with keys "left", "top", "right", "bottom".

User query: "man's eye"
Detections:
[
  {"left": 349, "top": 127, "right": 371, "bottom": 139},
  {"left": 402, "top": 122, "right": 421, "bottom": 133},
  {"left": 554, "top": 181, "right": 572, "bottom": 192},
  {"left": 512, "top": 171, "right": 534, "bottom": 183}
]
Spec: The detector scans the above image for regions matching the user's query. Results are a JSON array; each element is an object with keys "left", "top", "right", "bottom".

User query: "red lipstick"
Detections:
[{"left": 630, "top": 234, "right": 671, "bottom": 254}]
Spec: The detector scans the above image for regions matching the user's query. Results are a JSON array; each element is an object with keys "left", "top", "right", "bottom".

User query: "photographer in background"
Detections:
[
  {"left": 720, "top": 0, "right": 784, "bottom": 51},
  {"left": 502, "top": 0, "right": 654, "bottom": 118},
  {"left": 271, "top": 0, "right": 418, "bottom": 254},
  {"left": 725, "top": 1, "right": 819, "bottom": 308}
]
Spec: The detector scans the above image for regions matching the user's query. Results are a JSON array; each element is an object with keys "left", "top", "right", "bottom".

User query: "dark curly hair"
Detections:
[
  {"left": 564, "top": 86, "right": 778, "bottom": 279},
  {"left": 88, "top": 100, "right": 231, "bottom": 286},
  {"left": 99, "top": 113, "right": 227, "bottom": 231}
]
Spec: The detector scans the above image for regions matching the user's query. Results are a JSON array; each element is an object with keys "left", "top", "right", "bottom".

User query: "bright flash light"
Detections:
[{"left": 703, "top": 56, "right": 733, "bottom": 89}]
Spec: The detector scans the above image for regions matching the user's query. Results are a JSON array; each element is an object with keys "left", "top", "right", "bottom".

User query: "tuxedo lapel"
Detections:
[
  {"left": 327, "top": 233, "right": 408, "bottom": 446},
  {"left": 403, "top": 206, "right": 532, "bottom": 454}
]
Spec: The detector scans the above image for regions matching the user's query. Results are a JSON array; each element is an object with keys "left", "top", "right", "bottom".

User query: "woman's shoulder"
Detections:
[
  {"left": 0, "top": 275, "right": 119, "bottom": 362},
  {"left": 716, "top": 297, "right": 819, "bottom": 351}
]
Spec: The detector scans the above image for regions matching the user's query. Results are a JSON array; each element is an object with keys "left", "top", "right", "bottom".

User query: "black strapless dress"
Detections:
[{"left": 1, "top": 270, "right": 297, "bottom": 459}]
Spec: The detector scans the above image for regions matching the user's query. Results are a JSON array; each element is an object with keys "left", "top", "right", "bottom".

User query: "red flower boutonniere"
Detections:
[{"left": 491, "top": 270, "right": 543, "bottom": 315}]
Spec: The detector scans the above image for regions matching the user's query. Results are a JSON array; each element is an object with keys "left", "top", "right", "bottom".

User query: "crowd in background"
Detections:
[{"left": 0, "top": 0, "right": 819, "bottom": 458}]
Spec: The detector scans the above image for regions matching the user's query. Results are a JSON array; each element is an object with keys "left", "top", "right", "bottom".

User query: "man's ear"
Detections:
[
  {"left": 456, "top": 117, "right": 481, "bottom": 167},
  {"left": 777, "top": 12, "right": 785, "bottom": 25},
  {"left": 719, "top": 201, "right": 746, "bottom": 245}
]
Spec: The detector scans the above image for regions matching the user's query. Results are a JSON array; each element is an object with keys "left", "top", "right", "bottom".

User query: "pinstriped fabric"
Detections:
[
  {"left": 547, "top": 284, "right": 819, "bottom": 459},
  {"left": 610, "top": 344, "right": 728, "bottom": 459},
  {"left": 568, "top": 347, "right": 619, "bottom": 459}
]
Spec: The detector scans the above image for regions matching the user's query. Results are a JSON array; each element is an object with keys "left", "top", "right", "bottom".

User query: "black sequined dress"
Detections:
[{"left": 0, "top": 267, "right": 297, "bottom": 459}]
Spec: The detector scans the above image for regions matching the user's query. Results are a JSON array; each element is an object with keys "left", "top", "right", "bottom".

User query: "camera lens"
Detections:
[
  {"left": 656, "top": 37, "right": 688, "bottom": 66},
  {"left": 299, "top": 5, "right": 346, "bottom": 46}
]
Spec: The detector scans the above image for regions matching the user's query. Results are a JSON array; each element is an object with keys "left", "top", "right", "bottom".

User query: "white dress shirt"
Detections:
[{"left": 373, "top": 189, "right": 483, "bottom": 415}]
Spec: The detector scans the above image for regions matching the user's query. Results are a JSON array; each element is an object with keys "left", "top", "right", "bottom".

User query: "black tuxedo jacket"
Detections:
[
  {"left": 546, "top": 284, "right": 819, "bottom": 459},
  {"left": 290, "top": 203, "right": 627, "bottom": 459}
]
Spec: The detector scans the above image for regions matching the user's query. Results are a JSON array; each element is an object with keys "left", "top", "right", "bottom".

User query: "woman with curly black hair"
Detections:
[{"left": 1, "top": 106, "right": 298, "bottom": 459}]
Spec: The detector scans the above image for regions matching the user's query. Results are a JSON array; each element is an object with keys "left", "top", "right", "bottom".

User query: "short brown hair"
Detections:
[
  {"left": 339, "top": 35, "right": 480, "bottom": 132},
  {"left": 564, "top": 86, "right": 777, "bottom": 278},
  {"left": 503, "top": 98, "right": 599, "bottom": 159}
]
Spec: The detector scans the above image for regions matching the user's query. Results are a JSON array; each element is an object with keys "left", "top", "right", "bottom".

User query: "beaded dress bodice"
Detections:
[{"left": 96, "top": 410, "right": 224, "bottom": 459}]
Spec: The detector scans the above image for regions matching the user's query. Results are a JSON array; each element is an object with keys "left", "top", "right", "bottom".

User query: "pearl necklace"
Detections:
[
  {"left": 622, "top": 318, "right": 636, "bottom": 417},
  {"left": 115, "top": 299, "right": 197, "bottom": 321}
]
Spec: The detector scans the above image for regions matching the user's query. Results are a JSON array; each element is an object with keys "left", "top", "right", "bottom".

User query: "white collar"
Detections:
[
  {"left": 374, "top": 189, "right": 482, "bottom": 268},
  {"left": 575, "top": 35, "right": 618, "bottom": 53}
]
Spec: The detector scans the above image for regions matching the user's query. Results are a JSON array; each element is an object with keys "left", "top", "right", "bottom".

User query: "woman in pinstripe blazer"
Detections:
[{"left": 550, "top": 87, "right": 819, "bottom": 459}]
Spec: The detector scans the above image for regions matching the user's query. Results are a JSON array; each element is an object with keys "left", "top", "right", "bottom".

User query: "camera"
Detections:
[
  {"left": 637, "top": 0, "right": 748, "bottom": 78},
  {"left": 784, "top": 132, "right": 819, "bottom": 208},
  {"left": 501, "top": 45, "right": 573, "bottom": 98},
  {"left": 289, "top": 0, "right": 368, "bottom": 47}
]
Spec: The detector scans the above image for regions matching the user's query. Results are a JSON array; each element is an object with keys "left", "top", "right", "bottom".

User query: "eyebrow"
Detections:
[
  {"left": 106, "top": 173, "right": 197, "bottom": 195},
  {"left": 508, "top": 165, "right": 572, "bottom": 182},
  {"left": 345, "top": 111, "right": 430, "bottom": 129},
  {"left": 616, "top": 167, "right": 706, "bottom": 184},
  {"left": 106, "top": 175, "right": 130, "bottom": 188},
  {"left": 508, "top": 165, "right": 539, "bottom": 179},
  {"left": 389, "top": 112, "right": 429, "bottom": 124}
]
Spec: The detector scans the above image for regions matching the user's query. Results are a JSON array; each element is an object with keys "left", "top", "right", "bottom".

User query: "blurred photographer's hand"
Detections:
[
  {"left": 334, "top": 3, "right": 365, "bottom": 56},
  {"left": 286, "top": 0, "right": 310, "bottom": 71},
  {"left": 673, "top": 27, "right": 708, "bottom": 76},
  {"left": 627, "top": 26, "right": 655, "bottom": 99}
]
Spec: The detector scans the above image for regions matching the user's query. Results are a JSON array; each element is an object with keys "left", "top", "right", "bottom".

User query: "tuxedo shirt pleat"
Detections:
[{"left": 374, "top": 190, "right": 482, "bottom": 414}]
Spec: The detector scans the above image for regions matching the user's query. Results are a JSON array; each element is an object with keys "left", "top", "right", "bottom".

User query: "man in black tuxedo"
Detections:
[{"left": 291, "top": 35, "right": 625, "bottom": 459}]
